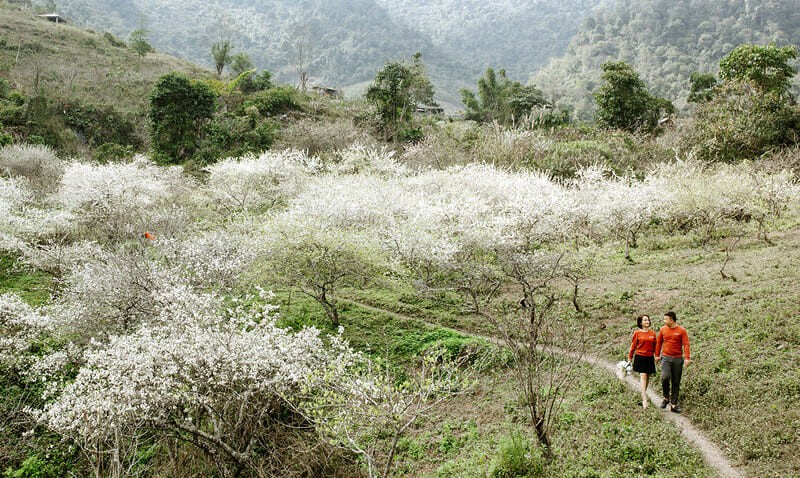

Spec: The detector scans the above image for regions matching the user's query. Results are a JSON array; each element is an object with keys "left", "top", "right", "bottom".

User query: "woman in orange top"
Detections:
[{"left": 629, "top": 314, "right": 657, "bottom": 408}]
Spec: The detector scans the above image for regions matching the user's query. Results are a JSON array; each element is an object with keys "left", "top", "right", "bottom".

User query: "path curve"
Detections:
[{"left": 341, "top": 298, "right": 744, "bottom": 478}]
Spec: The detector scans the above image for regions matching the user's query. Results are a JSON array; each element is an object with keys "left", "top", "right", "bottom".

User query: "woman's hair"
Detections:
[{"left": 637, "top": 314, "right": 650, "bottom": 328}]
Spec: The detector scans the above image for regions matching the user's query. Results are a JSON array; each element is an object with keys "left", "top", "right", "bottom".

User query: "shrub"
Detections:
[
  {"left": 61, "top": 102, "right": 142, "bottom": 149},
  {"left": 236, "top": 70, "right": 272, "bottom": 94},
  {"left": 3, "top": 455, "right": 60, "bottom": 478},
  {"left": 102, "top": 32, "right": 126, "bottom": 48},
  {"left": 195, "top": 115, "right": 279, "bottom": 165},
  {"left": 274, "top": 117, "right": 377, "bottom": 157},
  {"left": 490, "top": 430, "right": 545, "bottom": 478},
  {"left": 684, "top": 82, "right": 800, "bottom": 162},
  {"left": 0, "top": 144, "right": 63, "bottom": 197},
  {"left": 243, "top": 86, "right": 304, "bottom": 116},
  {"left": 93, "top": 142, "right": 135, "bottom": 163}
]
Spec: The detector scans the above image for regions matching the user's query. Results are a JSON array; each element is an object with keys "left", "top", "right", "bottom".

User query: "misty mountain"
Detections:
[
  {"left": 533, "top": 0, "right": 800, "bottom": 119},
  {"left": 36, "top": 0, "right": 475, "bottom": 108},
  {"left": 374, "top": 0, "right": 606, "bottom": 80},
  {"left": 32, "top": 0, "right": 604, "bottom": 110}
]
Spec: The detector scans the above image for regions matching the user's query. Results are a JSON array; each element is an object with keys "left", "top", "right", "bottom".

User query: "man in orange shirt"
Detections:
[{"left": 655, "top": 311, "right": 691, "bottom": 413}]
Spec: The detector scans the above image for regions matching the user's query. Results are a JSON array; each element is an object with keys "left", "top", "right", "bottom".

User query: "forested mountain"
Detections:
[
  {"left": 11, "top": 0, "right": 800, "bottom": 115},
  {"left": 533, "top": 0, "right": 800, "bottom": 119},
  {"left": 18, "top": 0, "right": 476, "bottom": 107},
  {"left": 13, "top": 0, "right": 604, "bottom": 109},
  {"left": 373, "top": 0, "right": 606, "bottom": 81}
]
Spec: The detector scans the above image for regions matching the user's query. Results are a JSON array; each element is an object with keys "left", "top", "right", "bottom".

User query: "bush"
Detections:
[
  {"left": 274, "top": 117, "right": 377, "bottom": 157},
  {"left": 243, "top": 86, "right": 304, "bottom": 116},
  {"left": 102, "top": 32, "right": 126, "bottom": 48},
  {"left": 237, "top": 70, "right": 272, "bottom": 94},
  {"left": 3, "top": 455, "right": 60, "bottom": 478},
  {"left": 0, "top": 144, "right": 63, "bottom": 196},
  {"left": 490, "top": 430, "right": 545, "bottom": 478},
  {"left": 196, "top": 115, "right": 279, "bottom": 165},
  {"left": 61, "top": 102, "right": 142, "bottom": 149},
  {"left": 93, "top": 142, "right": 135, "bottom": 163},
  {"left": 684, "top": 82, "right": 800, "bottom": 162}
]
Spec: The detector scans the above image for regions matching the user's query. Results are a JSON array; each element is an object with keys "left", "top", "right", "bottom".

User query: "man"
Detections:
[{"left": 655, "top": 311, "right": 691, "bottom": 413}]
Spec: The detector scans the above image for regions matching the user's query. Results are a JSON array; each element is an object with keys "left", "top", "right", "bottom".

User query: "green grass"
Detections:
[
  {"left": 0, "top": 254, "right": 51, "bottom": 305},
  {"left": 570, "top": 228, "right": 800, "bottom": 478},
  {"left": 269, "top": 224, "right": 800, "bottom": 477},
  {"left": 384, "top": 366, "right": 713, "bottom": 477}
]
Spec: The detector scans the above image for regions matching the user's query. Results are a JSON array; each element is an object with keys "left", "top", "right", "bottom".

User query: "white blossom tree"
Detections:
[{"left": 37, "top": 294, "right": 364, "bottom": 478}]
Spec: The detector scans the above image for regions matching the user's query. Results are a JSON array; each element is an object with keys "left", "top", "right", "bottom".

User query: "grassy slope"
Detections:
[
  {"left": 343, "top": 224, "right": 800, "bottom": 477},
  {"left": 582, "top": 228, "right": 800, "bottom": 478},
  {"left": 0, "top": 3, "right": 211, "bottom": 112}
]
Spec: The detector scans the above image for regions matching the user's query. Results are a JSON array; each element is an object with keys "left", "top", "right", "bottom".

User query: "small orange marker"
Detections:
[{"left": 143, "top": 231, "right": 155, "bottom": 240}]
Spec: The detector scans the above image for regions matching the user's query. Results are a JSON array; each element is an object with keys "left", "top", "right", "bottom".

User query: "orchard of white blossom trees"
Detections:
[{"left": 0, "top": 142, "right": 798, "bottom": 476}]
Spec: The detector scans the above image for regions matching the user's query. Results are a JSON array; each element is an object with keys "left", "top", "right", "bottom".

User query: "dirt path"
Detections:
[{"left": 342, "top": 298, "right": 745, "bottom": 478}]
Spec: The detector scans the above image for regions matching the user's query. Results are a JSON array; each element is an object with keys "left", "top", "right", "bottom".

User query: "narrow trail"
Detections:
[{"left": 341, "top": 298, "right": 744, "bottom": 478}]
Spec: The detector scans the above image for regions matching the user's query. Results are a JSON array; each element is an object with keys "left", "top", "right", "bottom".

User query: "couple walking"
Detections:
[{"left": 628, "top": 311, "right": 691, "bottom": 412}]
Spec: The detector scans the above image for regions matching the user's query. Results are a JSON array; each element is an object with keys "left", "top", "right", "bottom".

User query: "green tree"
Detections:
[
  {"left": 688, "top": 72, "right": 717, "bottom": 104},
  {"left": 719, "top": 43, "right": 797, "bottom": 97},
  {"left": 461, "top": 68, "right": 548, "bottom": 126},
  {"left": 230, "top": 53, "right": 254, "bottom": 76},
  {"left": 687, "top": 43, "right": 800, "bottom": 162},
  {"left": 594, "top": 61, "right": 673, "bottom": 133},
  {"left": 129, "top": 28, "right": 154, "bottom": 58},
  {"left": 149, "top": 72, "right": 217, "bottom": 164},
  {"left": 365, "top": 53, "right": 436, "bottom": 141},
  {"left": 211, "top": 40, "right": 232, "bottom": 76}
]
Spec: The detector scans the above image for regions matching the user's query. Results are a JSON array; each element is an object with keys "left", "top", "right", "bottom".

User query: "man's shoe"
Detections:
[
  {"left": 670, "top": 405, "right": 682, "bottom": 413},
  {"left": 660, "top": 399, "right": 669, "bottom": 409}
]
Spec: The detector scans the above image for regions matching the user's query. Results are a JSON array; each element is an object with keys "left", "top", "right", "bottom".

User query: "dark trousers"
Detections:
[{"left": 661, "top": 356, "right": 684, "bottom": 405}]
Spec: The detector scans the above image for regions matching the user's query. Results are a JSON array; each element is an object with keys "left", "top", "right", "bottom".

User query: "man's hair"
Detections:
[
  {"left": 636, "top": 314, "right": 649, "bottom": 328},
  {"left": 664, "top": 311, "right": 677, "bottom": 321}
]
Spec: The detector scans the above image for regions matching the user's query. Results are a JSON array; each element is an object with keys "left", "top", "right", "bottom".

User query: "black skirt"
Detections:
[{"left": 632, "top": 354, "right": 656, "bottom": 374}]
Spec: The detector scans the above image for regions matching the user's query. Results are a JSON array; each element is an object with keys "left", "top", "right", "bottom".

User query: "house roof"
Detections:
[{"left": 37, "top": 13, "right": 68, "bottom": 23}]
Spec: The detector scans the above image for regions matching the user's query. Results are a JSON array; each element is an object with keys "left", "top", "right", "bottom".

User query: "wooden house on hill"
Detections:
[
  {"left": 37, "top": 13, "right": 68, "bottom": 24},
  {"left": 311, "top": 86, "right": 342, "bottom": 99}
]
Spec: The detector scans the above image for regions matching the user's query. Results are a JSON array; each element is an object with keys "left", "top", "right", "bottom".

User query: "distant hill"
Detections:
[
  {"left": 0, "top": 2, "right": 211, "bottom": 112},
  {"left": 33, "top": 0, "right": 475, "bottom": 109},
  {"left": 532, "top": 0, "right": 800, "bottom": 119},
  {"left": 374, "top": 0, "right": 606, "bottom": 80},
  {"left": 24, "top": 0, "right": 606, "bottom": 111}
]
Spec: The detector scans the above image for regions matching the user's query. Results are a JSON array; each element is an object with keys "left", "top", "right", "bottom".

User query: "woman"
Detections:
[{"left": 629, "top": 314, "right": 657, "bottom": 408}]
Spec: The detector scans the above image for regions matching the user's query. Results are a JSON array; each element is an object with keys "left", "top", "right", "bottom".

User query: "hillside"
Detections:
[
  {"left": 19, "top": 0, "right": 610, "bottom": 111},
  {"left": 374, "top": 0, "right": 605, "bottom": 81},
  {"left": 0, "top": 3, "right": 210, "bottom": 111},
  {"left": 533, "top": 0, "right": 800, "bottom": 119},
  {"left": 32, "top": 0, "right": 477, "bottom": 109}
]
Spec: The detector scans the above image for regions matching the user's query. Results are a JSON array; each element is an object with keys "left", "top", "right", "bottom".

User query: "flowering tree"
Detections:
[
  {"left": 259, "top": 217, "right": 389, "bottom": 326},
  {"left": 486, "top": 249, "right": 588, "bottom": 456},
  {"left": 202, "top": 149, "right": 320, "bottom": 214},
  {"left": 37, "top": 295, "right": 363, "bottom": 478},
  {"left": 56, "top": 156, "right": 191, "bottom": 243},
  {"left": 304, "top": 352, "right": 474, "bottom": 478}
]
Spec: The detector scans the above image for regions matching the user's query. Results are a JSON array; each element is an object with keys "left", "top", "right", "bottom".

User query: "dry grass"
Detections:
[{"left": 0, "top": 4, "right": 210, "bottom": 111}]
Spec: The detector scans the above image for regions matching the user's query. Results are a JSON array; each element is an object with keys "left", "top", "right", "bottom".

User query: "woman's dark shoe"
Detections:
[
  {"left": 670, "top": 405, "right": 682, "bottom": 413},
  {"left": 660, "top": 399, "right": 669, "bottom": 409}
]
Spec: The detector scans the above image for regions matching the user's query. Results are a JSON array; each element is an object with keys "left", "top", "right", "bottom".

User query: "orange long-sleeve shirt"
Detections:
[
  {"left": 628, "top": 329, "right": 657, "bottom": 360},
  {"left": 656, "top": 325, "right": 690, "bottom": 360}
]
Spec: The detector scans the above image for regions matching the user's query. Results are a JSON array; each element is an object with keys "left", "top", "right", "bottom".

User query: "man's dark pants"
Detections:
[{"left": 661, "top": 356, "right": 684, "bottom": 405}]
